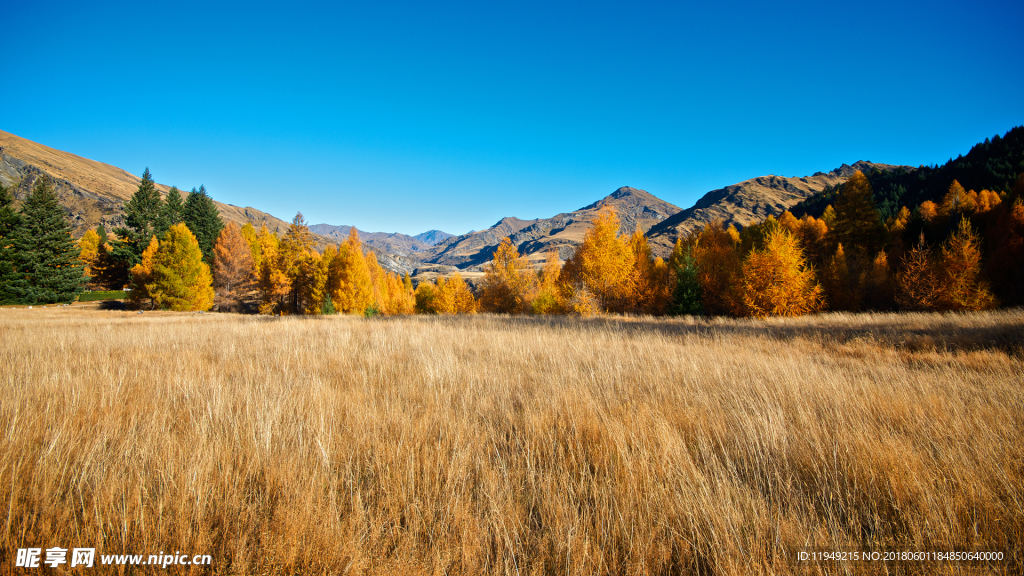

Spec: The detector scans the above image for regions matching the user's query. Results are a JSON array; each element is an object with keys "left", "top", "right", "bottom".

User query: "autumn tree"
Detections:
[
  {"left": 328, "top": 228, "right": 374, "bottom": 315},
  {"left": 691, "top": 221, "right": 744, "bottom": 316},
  {"left": 414, "top": 280, "right": 438, "bottom": 314},
  {"left": 741, "top": 226, "right": 824, "bottom": 318},
  {"left": 820, "top": 243, "right": 860, "bottom": 311},
  {"left": 213, "top": 222, "right": 256, "bottom": 312},
  {"left": 935, "top": 217, "right": 996, "bottom": 310},
  {"left": 624, "top": 231, "right": 670, "bottom": 315},
  {"left": 479, "top": 237, "right": 535, "bottom": 313},
  {"left": 895, "top": 234, "right": 940, "bottom": 311},
  {"left": 78, "top": 229, "right": 101, "bottom": 287},
  {"left": 531, "top": 251, "right": 563, "bottom": 314},
  {"left": 434, "top": 273, "right": 476, "bottom": 314},
  {"left": 558, "top": 206, "right": 631, "bottom": 313},
  {"left": 831, "top": 171, "right": 884, "bottom": 255},
  {"left": 255, "top": 225, "right": 288, "bottom": 314},
  {"left": 150, "top": 223, "right": 214, "bottom": 311},
  {"left": 278, "top": 213, "right": 317, "bottom": 313},
  {"left": 128, "top": 236, "right": 160, "bottom": 309}
]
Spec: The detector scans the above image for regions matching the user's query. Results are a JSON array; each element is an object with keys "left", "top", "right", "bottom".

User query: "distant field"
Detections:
[
  {"left": 1, "top": 308, "right": 1021, "bottom": 574},
  {"left": 77, "top": 290, "right": 127, "bottom": 302}
]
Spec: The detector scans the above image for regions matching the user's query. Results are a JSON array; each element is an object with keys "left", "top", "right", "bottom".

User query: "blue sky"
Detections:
[{"left": 4, "top": 0, "right": 1022, "bottom": 235}]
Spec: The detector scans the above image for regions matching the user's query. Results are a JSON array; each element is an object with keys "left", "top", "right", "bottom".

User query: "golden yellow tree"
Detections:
[
  {"left": 558, "top": 206, "right": 631, "bottom": 313},
  {"left": 414, "top": 280, "right": 438, "bottom": 314},
  {"left": 255, "top": 227, "right": 288, "bottom": 314},
  {"left": 531, "top": 250, "right": 563, "bottom": 314},
  {"left": 128, "top": 236, "right": 160, "bottom": 309},
  {"left": 935, "top": 217, "right": 997, "bottom": 310},
  {"left": 741, "top": 227, "right": 824, "bottom": 318},
  {"left": 479, "top": 237, "right": 535, "bottom": 313},
  {"left": 328, "top": 229, "right": 374, "bottom": 314},
  {"left": 434, "top": 273, "right": 476, "bottom": 314},
  {"left": 78, "top": 229, "right": 101, "bottom": 282},
  {"left": 624, "top": 231, "right": 670, "bottom": 315},
  {"left": 150, "top": 223, "right": 214, "bottom": 311}
]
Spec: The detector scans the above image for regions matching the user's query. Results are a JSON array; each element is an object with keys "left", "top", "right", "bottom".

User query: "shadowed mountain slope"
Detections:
[{"left": 645, "top": 161, "right": 912, "bottom": 256}]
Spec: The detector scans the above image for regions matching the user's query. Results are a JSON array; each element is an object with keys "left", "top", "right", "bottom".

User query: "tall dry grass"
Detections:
[{"left": 1, "top": 307, "right": 1022, "bottom": 574}]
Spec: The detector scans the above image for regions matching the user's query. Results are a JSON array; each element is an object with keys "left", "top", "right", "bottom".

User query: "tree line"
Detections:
[{"left": 3, "top": 166, "right": 1022, "bottom": 316}]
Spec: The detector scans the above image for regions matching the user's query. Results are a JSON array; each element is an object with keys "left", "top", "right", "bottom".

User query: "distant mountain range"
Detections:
[
  {"left": 308, "top": 224, "right": 454, "bottom": 258},
  {"left": 0, "top": 128, "right": 913, "bottom": 278}
]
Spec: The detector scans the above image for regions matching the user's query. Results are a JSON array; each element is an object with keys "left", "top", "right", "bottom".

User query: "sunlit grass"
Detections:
[{"left": 1, "top": 307, "right": 1021, "bottom": 574}]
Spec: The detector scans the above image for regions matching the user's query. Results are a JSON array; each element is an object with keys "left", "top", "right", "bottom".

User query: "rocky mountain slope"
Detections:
[
  {"left": 645, "top": 161, "right": 912, "bottom": 256},
  {"left": 419, "top": 187, "right": 681, "bottom": 269}
]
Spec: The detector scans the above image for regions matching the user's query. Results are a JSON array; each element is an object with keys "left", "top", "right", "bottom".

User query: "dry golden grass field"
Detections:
[{"left": 1, "top": 306, "right": 1022, "bottom": 575}]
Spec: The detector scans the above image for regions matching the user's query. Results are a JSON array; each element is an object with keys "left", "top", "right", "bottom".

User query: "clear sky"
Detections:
[{"left": 4, "top": 0, "right": 1022, "bottom": 236}]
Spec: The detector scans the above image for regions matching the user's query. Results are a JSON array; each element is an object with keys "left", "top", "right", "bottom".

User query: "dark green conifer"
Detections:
[
  {"left": 10, "top": 177, "right": 87, "bottom": 303},
  {"left": 183, "top": 185, "right": 223, "bottom": 265},
  {"left": 0, "top": 183, "right": 24, "bottom": 304},
  {"left": 113, "top": 168, "right": 165, "bottom": 267},
  {"left": 162, "top": 186, "right": 185, "bottom": 232}
]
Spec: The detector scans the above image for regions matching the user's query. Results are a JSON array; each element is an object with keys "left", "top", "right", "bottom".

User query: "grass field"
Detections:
[
  {"left": 77, "top": 290, "right": 128, "bottom": 302},
  {"left": 1, "top": 307, "right": 1022, "bottom": 574}
]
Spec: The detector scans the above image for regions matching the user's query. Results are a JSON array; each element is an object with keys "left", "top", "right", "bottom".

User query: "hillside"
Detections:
[
  {"left": 0, "top": 129, "right": 295, "bottom": 236},
  {"left": 791, "top": 126, "right": 1024, "bottom": 221},
  {"left": 645, "top": 161, "right": 911, "bottom": 256},
  {"left": 419, "top": 187, "right": 681, "bottom": 269}
]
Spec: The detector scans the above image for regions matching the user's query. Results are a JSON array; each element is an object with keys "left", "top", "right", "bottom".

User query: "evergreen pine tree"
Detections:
[
  {"left": 96, "top": 224, "right": 108, "bottom": 246},
  {"left": 0, "top": 183, "right": 24, "bottom": 303},
  {"left": 668, "top": 237, "right": 702, "bottom": 316},
  {"left": 113, "top": 168, "right": 164, "bottom": 268},
  {"left": 10, "top": 177, "right": 88, "bottom": 303},
  {"left": 162, "top": 186, "right": 185, "bottom": 231},
  {"left": 183, "top": 185, "right": 224, "bottom": 265}
]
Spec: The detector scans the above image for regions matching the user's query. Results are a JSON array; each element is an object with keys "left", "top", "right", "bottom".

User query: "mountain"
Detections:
[
  {"left": 414, "top": 229, "right": 454, "bottom": 246},
  {"left": 645, "top": 161, "right": 912, "bottom": 256},
  {"left": 309, "top": 223, "right": 441, "bottom": 257},
  {"left": 418, "top": 187, "right": 682, "bottom": 269},
  {"left": 0, "top": 129, "right": 294, "bottom": 236}
]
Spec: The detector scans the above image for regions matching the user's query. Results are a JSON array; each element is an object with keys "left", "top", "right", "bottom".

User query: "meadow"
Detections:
[{"left": 1, "top": 307, "right": 1021, "bottom": 574}]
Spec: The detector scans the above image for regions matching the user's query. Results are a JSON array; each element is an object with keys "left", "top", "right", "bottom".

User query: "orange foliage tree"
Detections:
[
  {"left": 213, "top": 222, "right": 255, "bottom": 312},
  {"left": 479, "top": 237, "right": 535, "bottom": 314},
  {"left": 935, "top": 217, "right": 996, "bottom": 311},
  {"left": 741, "top": 226, "right": 824, "bottom": 318},
  {"left": 128, "top": 236, "right": 160, "bottom": 309},
  {"left": 895, "top": 234, "right": 941, "bottom": 311},
  {"left": 691, "top": 221, "right": 744, "bottom": 316}
]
